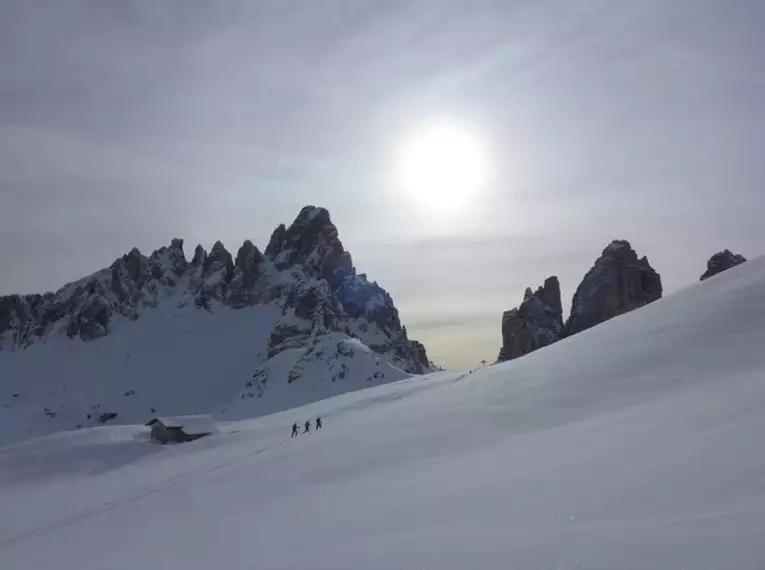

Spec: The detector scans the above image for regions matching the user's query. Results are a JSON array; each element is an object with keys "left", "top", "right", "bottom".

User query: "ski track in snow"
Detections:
[{"left": 0, "top": 437, "right": 288, "bottom": 550}]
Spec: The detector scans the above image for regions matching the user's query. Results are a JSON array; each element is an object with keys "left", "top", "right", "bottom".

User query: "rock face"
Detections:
[
  {"left": 262, "top": 207, "right": 429, "bottom": 374},
  {"left": 566, "top": 240, "right": 662, "bottom": 336},
  {"left": 497, "top": 277, "right": 563, "bottom": 362},
  {"left": 266, "top": 205, "right": 354, "bottom": 289},
  {"left": 494, "top": 240, "right": 665, "bottom": 364},
  {"left": 0, "top": 206, "right": 431, "bottom": 377},
  {"left": 700, "top": 250, "right": 747, "bottom": 281},
  {"left": 228, "top": 240, "right": 264, "bottom": 308}
]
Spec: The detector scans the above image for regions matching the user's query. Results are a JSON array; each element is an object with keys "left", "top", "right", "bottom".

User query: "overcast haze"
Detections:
[{"left": 1, "top": 0, "right": 764, "bottom": 368}]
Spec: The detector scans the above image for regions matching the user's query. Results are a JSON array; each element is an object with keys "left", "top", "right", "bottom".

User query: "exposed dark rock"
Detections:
[
  {"left": 294, "top": 287, "right": 321, "bottom": 321},
  {"left": 395, "top": 340, "right": 429, "bottom": 374},
  {"left": 191, "top": 244, "right": 207, "bottom": 267},
  {"left": 66, "top": 294, "right": 112, "bottom": 341},
  {"left": 189, "top": 241, "right": 234, "bottom": 303},
  {"left": 265, "top": 224, "right": 287, "bottom": 258},
  {"left": 700, "top": 250, "right": 747, "bottom": 281},
  {"left": 98, "top": 412, "right": 118, "bottom": 424},
  {"left": 0, "top": 295, "right": 39, "bottom": 347},
  {"left": 268, "top": 324, "right": 309, "bottom": 358},
  {"left": 267, "top": 206, "right": 354, "bottom": 288},
  {"left": 228, "top": 240, "right": 264, "bottom": 308},
  {"left": 337, "top": 274, "right": 393, "bottom": 325},
  {"left": 566, "top": 240, "right": 662, "bottom": 336},
  {"left": 110, "top": 249, "right": 151, "bottom": 306},
  {"left": 234, "top": 240, "right": 262, "bottom": 278},
  {"left": 122, "top": 248, "right": 144, "bottom": 283},
  {"left": 150, "top": 238, "right": 187, "bottom": 277},
  {"left": 497, "top": 276, "right": 564, "bottom": 362},
  {"left": 204, "top": 241, "right": 234, "bottom": 279}
]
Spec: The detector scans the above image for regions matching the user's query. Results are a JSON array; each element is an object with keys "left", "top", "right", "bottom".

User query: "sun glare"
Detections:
[{"left": 397, "top": 121, "right": 489, "bottom": 214}]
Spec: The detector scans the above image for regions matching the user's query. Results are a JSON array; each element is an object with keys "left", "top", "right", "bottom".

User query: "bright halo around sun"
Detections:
[{"left": 396, "top": 121, "right": 489, "bottom": 214}]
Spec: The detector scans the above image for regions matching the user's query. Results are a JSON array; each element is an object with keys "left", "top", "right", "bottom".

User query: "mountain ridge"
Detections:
[
  {"left": 0, "top": 206, "right": 428, "bottom": 368},
  {"left": 0, "top": 206, "right": 432, "bottom": 444}
]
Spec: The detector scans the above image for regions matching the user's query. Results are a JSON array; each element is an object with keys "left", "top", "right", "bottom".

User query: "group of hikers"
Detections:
[{"left": 291, "top": 416, "right": 322, "bottom": 438}]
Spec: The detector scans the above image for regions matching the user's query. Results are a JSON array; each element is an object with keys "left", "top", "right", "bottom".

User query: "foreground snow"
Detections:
[{"left": 2, "top": 258, "right": 765, "bottom": 569}]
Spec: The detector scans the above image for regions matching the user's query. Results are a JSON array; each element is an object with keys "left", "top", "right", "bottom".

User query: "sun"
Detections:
[{"left": 396, "top": 121, "right": 489, "bottom": 213}]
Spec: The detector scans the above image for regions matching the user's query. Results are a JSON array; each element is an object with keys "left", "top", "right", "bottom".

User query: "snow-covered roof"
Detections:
[{"left": 145, "top": 415, "right": 219, "bottom": 435}]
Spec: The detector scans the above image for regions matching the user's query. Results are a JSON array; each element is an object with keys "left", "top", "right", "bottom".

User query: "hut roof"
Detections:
[{"left": 145, "top": 415, "right": 218, "bottom": 435}]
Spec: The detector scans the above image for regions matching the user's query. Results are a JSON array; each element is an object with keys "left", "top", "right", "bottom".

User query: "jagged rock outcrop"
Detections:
[
  {"left": 566, "top": 240, "right": 662, "bottom": 336},
  {"left": 191, "top": 244, "right": 207, "bottom": 267},
  {"left": 66, "top": 294, "right": 112, "bottom": 340},
  {"left": 263, "top": 207, "right": 429, "bottom": 373},
  {"left": 496, "top": 276, "right": 563, "bottom": 362},
  {"left": 205, "top": 241, "right": 234, "bottom": 278},
  {"left": 0, "top": 294, "right": 46, "bottom": 348},
  {"left": 700, "top": 250, "right": 747, "bottom": 281},
  {"left": 265, "top": 224, "right": 287, "bottom": 258},
  {"left": 150, "top": 238, "right": 187, "bottom": 280},
  {"left": 197, "top": 241, "right": 234, "bottom": 302},
  {"left": 266, "top": 205, "right": 354, "bottom": 289},
  {"left": 228, "top": 240, "right": 264, "bottom": 308},
  {"left": 0, "top": 206, "right": 430, "bottom": 375}
]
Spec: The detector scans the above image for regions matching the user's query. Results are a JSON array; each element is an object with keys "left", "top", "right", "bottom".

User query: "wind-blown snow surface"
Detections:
[{"left": 3, "top": 258, "right": 765, "bottom": 569}]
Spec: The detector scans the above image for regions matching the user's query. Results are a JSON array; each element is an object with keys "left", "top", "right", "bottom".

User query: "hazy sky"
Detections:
[{"left": 1, "top": 0, "right": 764, "bottom": 368}]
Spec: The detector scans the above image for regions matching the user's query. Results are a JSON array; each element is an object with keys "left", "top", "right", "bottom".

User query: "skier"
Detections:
[
  {"left": 316, "top": 417, "right": 323, "bottom": 430},
  {"left": 303, "top": 420, "right": 311, "bottom": 434},
  {"left": 291, "top": 422, "right": 299, "bottom": 438}
]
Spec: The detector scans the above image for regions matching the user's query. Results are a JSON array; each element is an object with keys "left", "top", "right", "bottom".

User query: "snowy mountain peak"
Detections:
[
  {"left": 267, "top": 205, "right": 353, "bottom": 290},
  {"left": 0, "top": 206, "right": 432, "bottom": 443}
]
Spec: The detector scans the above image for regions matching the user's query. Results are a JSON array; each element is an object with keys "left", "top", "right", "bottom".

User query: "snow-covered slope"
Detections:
[
  {"left": 0, "top": 206, "right": 431, "bottom": 445},
  {"left": 2, "top": 257, "right": 765, "bottom": 569}
]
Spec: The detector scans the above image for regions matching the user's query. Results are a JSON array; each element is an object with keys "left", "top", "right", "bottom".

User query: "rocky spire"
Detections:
[
  {"left": 191, "top": 244, "right": 207, "bottom": 268},
  {"left": 266, "top": 206, "right": 354, "bottom": 288},
  {"left": 121, "top": 248, "right": 146, "bottom": 283},
  {"left": 497, "top": 276, "right": 564, "bottom": 362},
  {"left": 145, "top": 238, "right": 188, "bottom": 284},
  {"left": 204, "top": 241, "right": 234, "bottom": 279},
  {"left": 228, "top": 240, "right": 264, "bottom": 308},
  {"left": 189, "top": 241, "right": 234, "bottom": 304},
  {"left": 265, "top": 224, "right": 287, "bottom": 258},
  {"left": 700, "top": 250, "right": 747, "bottom": 281},
  {"left": 566, "top": 240, "right": 662, "bottom": 336},
  {"left": 109, "top": 247, "right": 151, "bottom": 303},
  {"left": 234, "top": 240, "right": 262, "bottom": 282}
]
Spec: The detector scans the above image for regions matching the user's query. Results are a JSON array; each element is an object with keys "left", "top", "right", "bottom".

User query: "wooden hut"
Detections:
[{"left": 145, "top": 415, "right": 218, "bottom": 444}]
